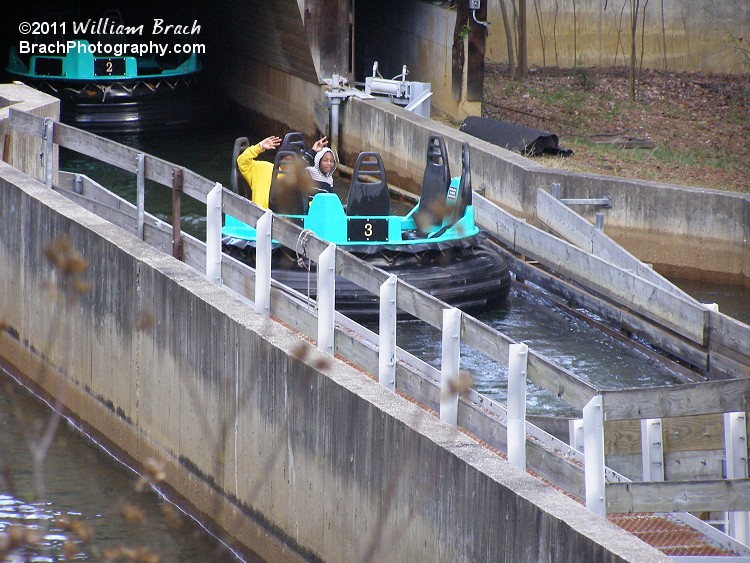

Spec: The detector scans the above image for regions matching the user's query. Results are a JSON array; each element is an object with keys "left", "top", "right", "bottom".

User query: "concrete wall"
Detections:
[
  {"left": 0, "top": 85, "right": 59, "bottom": 184},
  {"left": 355, "top": 0, "right": 481, "bottom": 120},
  {"left": 0, "top": 163, "right": 667, "bottom": 560},
  {"left": 339, "top": 97, "right": 750, "bottom": 286},
  {"left": 486, "top": 0, "right": 750, "bottom": 73}
]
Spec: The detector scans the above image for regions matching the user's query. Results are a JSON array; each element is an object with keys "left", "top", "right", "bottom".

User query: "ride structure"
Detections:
[{"left": 222, "top": 134, "right": 511, "bottom": 320}]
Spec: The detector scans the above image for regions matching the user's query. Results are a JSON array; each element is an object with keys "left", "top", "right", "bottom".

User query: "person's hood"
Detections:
[{"left": 313, "top": 147, "right": 337, "bottom": 177}]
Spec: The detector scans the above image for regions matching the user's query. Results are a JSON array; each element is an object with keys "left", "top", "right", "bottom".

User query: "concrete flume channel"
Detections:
[{"left": 1, "top": 86, "right": 750, "bottom": 551}]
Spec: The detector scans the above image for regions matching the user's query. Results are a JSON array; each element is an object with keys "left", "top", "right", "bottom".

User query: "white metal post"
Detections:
[
  {"left": 317, "top": 243, "right": 336, "bottom": 356},
  {"left": 507, "top": 343, "right": 528, "bottom": 469},
  {"left": 42, "top": 117, "right": 54, "bottom": 188},
  {"left": 254, "top": 210, "right": 273, "bottom": 316},
  {"left": 378, "top": 275, "right": 397, "bottom": 391},
  {"left": 641, "top": 418, "right": 665, "bottom": 482},
  {"left": 569, "top": 419, "right": 584, "bottom": 453},
  {"left": 440, "top": 308, "right": 461, "bottom": 426},
  {"left": 724, "top": 412, "right": 749, "bottom": 544},
  {"left": 136, "top": 153, "right": 146, "bottom": 240},
  {"left": 583, "top": 395, "right": 606, "bottom": 517},
  {"left": 205, "top": 182, "right": 222, "bottom": 285}
]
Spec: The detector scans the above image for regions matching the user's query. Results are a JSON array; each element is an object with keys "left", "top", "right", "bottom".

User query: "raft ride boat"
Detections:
[
  {"left": 5, "top": 11, "right": 203, "bottom": 134},
  {"left": 222, "top": 134, "right": 511, "bottom": 320}
]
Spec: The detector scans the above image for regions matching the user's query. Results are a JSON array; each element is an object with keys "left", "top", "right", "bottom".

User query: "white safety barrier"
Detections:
[
  {"left": 317, "top": 244, "right": 336, "bottom": 355},
  {"left": 583, "top": 395, "right": 606, "bottom": 517},
  {"left": 641, "top": 419, "right": 665, "bottom": 482},
  {"left": 507, "top": 343, "right": 528, "bottom": 469},
  {"left": 254, "top": 210, "right": 273, "bottom": 316},
  {"left": 379, "top": 275, "right": 397, "bottom": 391},
  {"left": 440, "top": 308, "right": 461, "bottom": 426},
  {"left": 205, "top": 182, "right": 223, "bottom": 285},
  {"left": 136, "top": 153, "right": 145, "bottom": 240},
  {"left": 725, "top": 412, "right": 750, "bottom": 544}
]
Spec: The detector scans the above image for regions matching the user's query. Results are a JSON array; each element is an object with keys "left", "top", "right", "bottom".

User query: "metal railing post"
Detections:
[
  {"left": 440, "top": 307, "right": 461, "bottom": 426},
  {"left": 254, "top": 210, "right": 273, "bottom": 316},
  {"left": 171, "top": 167, "right": 184, "bottom": 260},
  {"left": 583, "top": 395, "right": 606, "bottom": 516},
  {"left": 725, "top": 412, "right": 749, "bottom": 544},
  {"left": 205, "top": 182, "right": 222, "bottom": 285},
  {"left": 595, "top": 211, "right": 605, "bottom": 230},
  {"left": 507, "top": 343, "right": 528, "bottom": 469},
  {"left": 41, "top": 117, "right": 54, "bottom": 188},
  {"left": 136, "top": 153, "right": 146, "bottom": 240},
  {"left": 317, "top": 244, "right": 336, "bottom": 356},
  {"left": 569, "top": 419, "right": 584, "bottom": 453},
  {"left": 641, "top": 419, "right": 665, "bottom": 482},
  {"left": 378, "top": 275, "right": 397, "bottom": 391}
]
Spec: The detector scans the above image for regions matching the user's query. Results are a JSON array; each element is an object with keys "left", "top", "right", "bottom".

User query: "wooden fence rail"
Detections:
[
  {"left": 607, "top": 480, "right": 750, "bottom": 513},
  {"left": 474, "top": 190, "right": 709, "bottom": 345},
  {"left": 10, "top": 107, "right": 215, "bottom": 203},
  {"left": 536, "top": 188, "right": 700, "bottom": 301}
]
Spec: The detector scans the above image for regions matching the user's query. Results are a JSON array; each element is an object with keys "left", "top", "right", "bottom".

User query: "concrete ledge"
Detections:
[
  {"left": 0, "top": 83, "right": 60, "bottom": 184},
  {"left": 0, "top": 159, "right": 668, "bottom": 561}
]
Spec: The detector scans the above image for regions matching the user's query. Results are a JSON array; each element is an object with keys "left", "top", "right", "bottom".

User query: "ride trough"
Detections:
[{"left": 222, "top": 134, "right": 511, "bottom": 320}]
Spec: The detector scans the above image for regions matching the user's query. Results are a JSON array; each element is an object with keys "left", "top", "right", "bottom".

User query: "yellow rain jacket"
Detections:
[{"left": 237, "top": 143, "right": 273, "bottom": 208}]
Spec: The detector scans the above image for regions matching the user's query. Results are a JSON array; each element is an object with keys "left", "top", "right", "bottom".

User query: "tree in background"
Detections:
[{"left": 514, "top": 0, "right": 529, "bottom": 80}]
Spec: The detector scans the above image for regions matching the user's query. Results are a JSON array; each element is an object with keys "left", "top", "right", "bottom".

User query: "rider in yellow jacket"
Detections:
[
  {"left": 237, "top": 135, "right": 330, "bottom": 209},
  {"left": 236, "top": 136, "right": 281, "bottom": 209}
]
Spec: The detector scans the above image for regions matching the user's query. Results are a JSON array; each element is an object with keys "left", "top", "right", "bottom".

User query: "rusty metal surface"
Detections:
[{"left": 609, "top": 513, "right": 738, "bottom": 556}]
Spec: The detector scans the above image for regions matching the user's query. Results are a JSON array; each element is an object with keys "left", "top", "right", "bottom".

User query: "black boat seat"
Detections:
[
  {"left": 425, "top": 141, "right": 474, "bottom": 239},
  {"left": 346, "top": 152, "right": 391, "bottom": 216},
  {"left": 231, "top": 137, "right": 251, "bottom": 200},
  {"left": 268, "top": 150, "right": 309, "bottom": 215},
  {"left": 448, "top": 141, "right": 473, "bottom": 226},
  {"left": 413, "top": 135, "right": 451, "bottom": 233},
  {"left": 280, "top": 132, "right": 307, "bottom": 154}
]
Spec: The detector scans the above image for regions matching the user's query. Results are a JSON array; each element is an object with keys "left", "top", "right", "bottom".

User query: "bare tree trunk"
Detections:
[
  {"left": 451, "top": 1, "right": 469, "bottom": 100},
  {"left": 533, "top": 0, "right": 546, "bottom": 69},
  {"left": 612, "top": 0, "right": 628, "bottom": 67},
  {"left": 553, "top": 0, "right": 560, "bottom": 68},
  {"left": 638, "top": 0, "right": 650, "bottom": 99},
  {"left": 629, "top": 0, "right": 640, "bottom": 100},
  {"left": 514, "top": 0, "right": 528, "bottom": 80},
  {"left": 572, "top": 0, "right": 578, "bottom": 68},
  {"left": 499, "top": 0, "right": 516, "bottom": 78},
  {"left": 661, "top": 0, "right": 668, "bottom": 96}
]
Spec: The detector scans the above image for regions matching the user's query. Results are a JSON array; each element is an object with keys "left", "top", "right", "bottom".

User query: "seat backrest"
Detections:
[
  {"left": 280, "top": 132, "right": 307, "bottom": 154},
  {"left": 346, "top": 152, "right": 390, "bottom": 216},
  {"left": 268, "top": 150, "right": 309, "bottom": 215},
  {"left": 448, "top": 141, "right": 473, "bottom": 225},
  {"left": 231, "top": 137, "right": 250, "bottom": 199},
  {"left": 414, "top": 135, "right": 451, "bottom": 231}
]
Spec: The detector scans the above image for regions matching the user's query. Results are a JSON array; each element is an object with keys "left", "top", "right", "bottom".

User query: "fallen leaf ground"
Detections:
[{"left": 444, "top": 65, "right": 750, "bottom": 193}]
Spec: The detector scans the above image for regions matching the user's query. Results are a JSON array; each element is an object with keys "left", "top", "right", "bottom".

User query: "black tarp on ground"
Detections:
[{"left": 460, "top": 116, "right": 573, "bottom": 156}]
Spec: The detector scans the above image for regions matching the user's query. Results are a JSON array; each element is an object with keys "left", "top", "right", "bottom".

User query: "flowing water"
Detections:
[
  {"left": 57, "top": 119, "right": 750, "bottom": 412},
  {"left": 0, "top": 369, "right": 244, "bottom": 562},
  {"left": 3, "top": 117, "right": 747, "bottom": 559}
]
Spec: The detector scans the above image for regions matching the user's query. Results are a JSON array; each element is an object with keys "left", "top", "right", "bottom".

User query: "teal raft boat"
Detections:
[
  {"left": 6, "top": 11, "right": 203, "bottom": 133},
  {"left": 222, "top": 134, "right": 511, "bottom": 320}
]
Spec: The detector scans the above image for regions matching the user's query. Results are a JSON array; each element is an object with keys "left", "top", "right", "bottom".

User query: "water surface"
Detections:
[{"left": 0, "top": 370, "right": 244, "bottom": 562}]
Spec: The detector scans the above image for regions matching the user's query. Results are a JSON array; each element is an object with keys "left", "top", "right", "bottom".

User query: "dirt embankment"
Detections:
[{"left": 449, "top": 65, "right": 750, "bottom": 193}]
